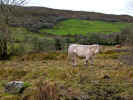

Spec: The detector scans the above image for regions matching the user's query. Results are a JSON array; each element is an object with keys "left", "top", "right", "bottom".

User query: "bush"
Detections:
[
  {"left": 120, "top": 26, "right": 133, "bottom": 45},
  {"left": 31, "top": 37, "right": 56, "bottom": 52},
  {"left": 8, "top": 35, "right": 57, "bottom": 56},
  {"left": 74, "top": 32, "right": 121, "bottom": 45}
]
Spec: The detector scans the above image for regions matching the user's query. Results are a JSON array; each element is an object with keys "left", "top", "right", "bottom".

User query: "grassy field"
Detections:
[
  {"left": 0, "top": 46, "right": 133, "bottom": 99},
  {"left": 0, "top": 20, "right": 133, "bottom": 99},
  {"left": 40, "top": 19, "right": 133, "bottom": 35}
]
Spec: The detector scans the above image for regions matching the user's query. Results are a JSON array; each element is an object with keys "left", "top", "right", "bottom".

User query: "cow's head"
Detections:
[
  {"left": 91, "top": 44, "right": 100, "bottom": 54},
  {"left": 92, "top": 44, "right": 103, "bottom": 54}
]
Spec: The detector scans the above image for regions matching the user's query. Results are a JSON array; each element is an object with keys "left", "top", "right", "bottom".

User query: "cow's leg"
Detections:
[
  {"left": 85, "top": 56, "right": 94, "bottom": 66},
  {"left": 84, "top": 56, "right": 89, "bottom": 66},
  {"left": 72, "top": 55, "right": 77, "bottom": 66},
  {"left": 89, "top": 56, "right": 94, "bottom": 65}
]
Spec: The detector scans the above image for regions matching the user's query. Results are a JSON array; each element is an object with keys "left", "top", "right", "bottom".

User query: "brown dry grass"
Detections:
[{"left": 0, "top": 46, "right": 133, "bottom": 100}]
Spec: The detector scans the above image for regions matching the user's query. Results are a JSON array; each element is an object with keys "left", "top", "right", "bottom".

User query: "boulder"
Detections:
[{"left": 5, "top": 81, "right": 26, "bottom": 94}]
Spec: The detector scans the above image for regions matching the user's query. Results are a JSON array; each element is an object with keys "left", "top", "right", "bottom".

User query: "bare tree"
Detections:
[{"left": 0, "top": 0, "right": 27, "bottom": 59}]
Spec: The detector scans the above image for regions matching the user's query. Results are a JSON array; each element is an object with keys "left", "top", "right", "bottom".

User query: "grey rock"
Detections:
[{"left": 5, "top": 81, "right": 25, "bottom": 94}]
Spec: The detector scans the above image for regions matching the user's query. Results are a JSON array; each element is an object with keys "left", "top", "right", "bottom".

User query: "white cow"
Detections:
[{"left": 68, "top": 44, "right": 100, "bottom": 66}]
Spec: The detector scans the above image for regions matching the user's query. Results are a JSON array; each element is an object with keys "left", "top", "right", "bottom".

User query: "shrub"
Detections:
[
  {"left": 74, "top": 32, "right": 121, "bottom": 45},
  {"left": 54, "top": 37, "right": 62, "bottom": 50},
  {"left": 120, "top": 26, "right": 133, "bottom": 45},
  {"left": 32, "top": 37, "right": 55, "bottom": 52}
]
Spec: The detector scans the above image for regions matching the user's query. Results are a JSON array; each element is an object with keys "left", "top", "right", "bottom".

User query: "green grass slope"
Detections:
[{"left": 40, "top": 19, "right": 133, "bottom": 35}]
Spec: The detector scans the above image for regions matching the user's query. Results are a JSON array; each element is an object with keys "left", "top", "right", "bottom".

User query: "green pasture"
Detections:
[{"left": 40, "top": 19, "right": 133, "bottom": 35}]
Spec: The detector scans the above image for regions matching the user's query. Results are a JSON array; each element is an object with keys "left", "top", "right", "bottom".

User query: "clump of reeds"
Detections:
[{"left": 32, "top": 80, "right": 58, "bottom": 100}]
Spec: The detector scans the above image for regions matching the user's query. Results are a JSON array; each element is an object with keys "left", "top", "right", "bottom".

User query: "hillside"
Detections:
[{"left": 6, "top": 6, "right": 133, "bottom": 32}]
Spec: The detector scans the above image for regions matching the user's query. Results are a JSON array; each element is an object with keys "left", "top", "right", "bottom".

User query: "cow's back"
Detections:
[
  {"left": 68, "top": 44, "right": 91, "bottom": 57},
  {"left": 68, "top": 44, "right": 100, "bottom": 57}
]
